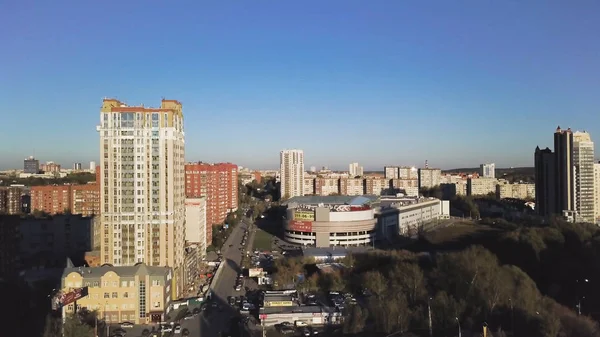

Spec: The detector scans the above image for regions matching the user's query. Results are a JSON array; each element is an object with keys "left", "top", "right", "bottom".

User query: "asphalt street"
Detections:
[{"left": 196, "top": 219, "right": 250, "bottom": 337}]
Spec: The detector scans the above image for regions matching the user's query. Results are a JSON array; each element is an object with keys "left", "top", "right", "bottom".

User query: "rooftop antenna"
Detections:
[{"left": 425, "top": 160, "right": 429, "bottom": 169}]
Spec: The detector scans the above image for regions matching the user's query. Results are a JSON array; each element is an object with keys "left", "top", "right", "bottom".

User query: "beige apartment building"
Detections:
[
  {"left": 97, "top": 99, "right": 186, "bottom": 296},
  {"left": 594, "top": 162, "right": 600, "bottom": 223},
  {"left": 303, "top": 177, "right": 315, "bottom": 195},
  {"left": 467, "top": 178, "right": 498, "bottom": 196},
  {"left": 496, "top": 181, "right": 535, "bottom": 200},
  {"left": 340, "top": 178, "right": 364, "bottom": 196},
  {"left": 280, "top": 150, "right": 305, "bottom": 199},
  {"left": 418, "top": 168, "right": 442, "bottom": 189},
  {"left": 61, "top": 264, "right": 173, "bottom": 324},
  {"left": 315, "top": 177, "right": 340, "bottom": 196},
  {"left": 365, "top": 177, "right": 387, "bottom": 195}
]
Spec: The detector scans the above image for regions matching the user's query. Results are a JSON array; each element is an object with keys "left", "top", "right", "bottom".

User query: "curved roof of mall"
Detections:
[{"left": 282, "top": 195, "right": 379, "bottom": 206}]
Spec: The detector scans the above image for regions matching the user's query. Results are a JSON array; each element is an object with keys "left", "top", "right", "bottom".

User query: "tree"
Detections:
[
  {"left": 42, "top": 313, "right": 61, "bottom": 337},
  {"left": 62, "top": 312, "right": 94, "bottom": 337},
  {"left": 362, "top": 270, "right": 387, "bottom": 298},
  {"left": 343, "top": 305, "right": 368, "bottom": 334}
]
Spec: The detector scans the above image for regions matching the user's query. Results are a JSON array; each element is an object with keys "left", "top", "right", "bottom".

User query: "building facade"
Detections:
[
  {"left": 184, "top": 162, "right": 238, "bottom": 233},
  {"left": 348, "top": 163, "right": 363, "bottom": 177},
  {"left": 496, "top": 182, "right": 535, "bottom": 200},
  {"left": 283, "top": 195, "right": 378, "bottom": 247},
  {"left": 0, "top": 186, "right": 24, "bottom": 214},
  {"left": 594, "top": 162, "right": 600, "bottom": 223},
  {"left": 378, "top": 197, "right": 450, "bottom": 237},
  {"left": 19, "top": 214, "right": 94, "bottom": 268},
  {"left": 573, "top": 131, "right": 595, "bottom": 223},
  {"left": 61, "top": 264, "right": 173, "bottom": 324},
  {"left": 184, "top": 197, "right": 207, "bottom": 255},
  {"left": 467, "top": 178, "right": 498, "bottom": 196},
  {"left": 0, "top": 215, "right": 20, "bottom": 278},
  {"left": 554, "top": 127, "right": 575, "bottom": 214},
  {"left": 30, "top": 184, "right": 100, "bottom": 216},
  {"left": 479, "top": 163, "right": 496, "bottom": 179},
  {"left": 280, "top": 150, "right": 305, "bottom": 199},
  {"left": 24, "top": 156, "right": 40, "bottom": 174},
  {"left": 418, "top": 168, "right": 442, "bottom": 189},
  {"left": 97, "top": 98, "right": 186, "bottom": 295}
]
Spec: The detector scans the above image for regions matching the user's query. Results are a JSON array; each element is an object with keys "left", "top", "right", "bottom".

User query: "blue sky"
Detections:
[{"left": 2, "top": 1, "right": 600, "bottom": 170}]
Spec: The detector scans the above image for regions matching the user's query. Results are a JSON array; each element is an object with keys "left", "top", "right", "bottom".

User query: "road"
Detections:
[{"left": 196, "top": 219, "right": 250, "bottom": 337}]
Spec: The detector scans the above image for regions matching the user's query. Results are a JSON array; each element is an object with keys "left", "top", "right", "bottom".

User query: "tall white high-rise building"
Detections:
[
  {"left": 280, "top": 149, "right": 305, "bottom": 199},
  {"left": 349, "top": 162, "right": 364, "bottom": 177},
  {"left": 594, "top": 162, "right": 600, "bottom": 223},
  {"left": 89, "top": 161, "right": 96, "bottom": 171},
  {"left": 573, "top": 131, "right": 595, "bottom": 223},
  {"left": 97, "top": 98, "right": 186, "bottom": 292},
  {"left": 480, "top": 163, "right": 496, "bottom": 179}
]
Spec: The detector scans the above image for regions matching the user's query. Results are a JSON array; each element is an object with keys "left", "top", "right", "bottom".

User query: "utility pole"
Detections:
[
  {"left": 509, "top": 298, "right": 515, "bottom": 336},
  {"left": 427, "top": 297, "right": 433, "bottom": 337}
]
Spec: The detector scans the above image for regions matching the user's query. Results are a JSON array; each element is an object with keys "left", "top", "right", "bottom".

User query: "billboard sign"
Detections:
[
  {"left": 294, "top": 210, "right": 315, "bottom": 221},
  {"left": 57, "top": 287, "right": 89, "bottom": 307},
  {"left": 264, "top": 300, "right": 294, "bottom": 307},
  {"left": 248, "top": 268, "right": 263, "bottom": 277},
  {"left": 288, "top": 220, "right": 312, "bottom": 232}
]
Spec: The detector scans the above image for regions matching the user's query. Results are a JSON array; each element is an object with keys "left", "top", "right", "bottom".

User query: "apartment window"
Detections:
[
  {"left": 139, "top": 280, "right": 146, "bottom": 318},
  {"left": 123, "top": 292, "right": 129, "bottom": 298},
  {"left": 121, "top": 281, "right": 127, "bottom": 287},
  {"left": 112, "top": 292, "right": 118, "bottom": 298},
  {"left": 104, "top": 293, "right": 109, "bottom": 298}
]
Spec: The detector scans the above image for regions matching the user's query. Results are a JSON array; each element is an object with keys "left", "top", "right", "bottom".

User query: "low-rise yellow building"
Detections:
[{"left": 61, "top": 263, "right": 173, "bottom": 324}]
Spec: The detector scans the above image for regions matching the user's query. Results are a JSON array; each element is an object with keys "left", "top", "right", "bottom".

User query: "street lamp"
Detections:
[
  {"left": 427, "top": 297, "right": 433, "bottom": 337},
  {"left": 508, "top": 297, "right": 515, "bottom": 336},
  {"left": 455, "top": 317, "right": 461, "bottom": 337},
  {"left": 576, "top": 279, "right": 590, "bottom": 315}
]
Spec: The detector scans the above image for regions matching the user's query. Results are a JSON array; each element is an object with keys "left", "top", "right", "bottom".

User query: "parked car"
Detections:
[{"left": 120, "top": 322, "right": 134, "bottom": 328}]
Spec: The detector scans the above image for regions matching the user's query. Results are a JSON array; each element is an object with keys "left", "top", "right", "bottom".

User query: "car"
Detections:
[
  {"left": 112, "top": 328, "right": 127, "bottom": 335},
  {"left": 120, "top": 322, "right": 134, "bottom": 328},
  {"left": 181, "top": 329, "right": 190, "bottom": 336},
  {"left": 174, "top": 326, "right": 182, "bottom": 334},
  {"left": 301, "top": 328, "right": 311, "bottom": 336},
  {"left": 162, "top": 326, "right": 173, "bottom": 333},
  {"left": 229, "top": 244, "right": 233, "bottom": 247},
  {"left": 183, "top": 313, "right": 196, "bottom": 320},
  {"left": 278, "top": 326, "right": 295, "bottom": 334}
]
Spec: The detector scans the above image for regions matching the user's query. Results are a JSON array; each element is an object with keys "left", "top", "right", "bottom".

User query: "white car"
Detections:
[
  {"left": 162, "top": 326, "right": 173, "bottom": 333},
  {"left": 174, "top": 326, "right": 182, "bottom": 334},
  {"left": 121, "top": 322, "right": 134, "bottom": 328}
]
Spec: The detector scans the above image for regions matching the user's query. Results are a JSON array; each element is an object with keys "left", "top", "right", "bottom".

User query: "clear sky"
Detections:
[{"left": 2, "top": 1, "right": 600, "bottom": 171}]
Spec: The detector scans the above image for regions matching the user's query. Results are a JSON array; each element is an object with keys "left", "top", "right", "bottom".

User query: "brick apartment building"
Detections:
[
  {"left": 0, "top": 186, "right": 25, "bottom": 214},
  {"left": 185, "top": 162, "right": 238, "bottom": 245},
  {"left": 30, "top": 167, "right": 101, "bottom": 216}
]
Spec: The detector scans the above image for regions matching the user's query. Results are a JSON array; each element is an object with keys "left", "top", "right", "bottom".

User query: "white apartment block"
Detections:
[
  {"left": 365, "top": 177, "right": 387, "bottom": 195},
  {"left": 399, "top": 167, "right": 418, "bottom": 179},
  {"left": 384, "top": 166, "right": 399, "bottom": 179},
  {"left": 594, "top": 162, "right": 600, "bottom": 223},
  {"left": 496, "top": 181, "right": 535, "bottom": 200},
  {"left": 97, "top": 99, "right": 186, "bottom": 293},
  {"left": 185, "top": 197, "right": 207, "bottom": 257},
  {"left": 573, "top": 132, "right": 595, "bottom": 223},
  {"left": 480, "top": 163, "right": 496, "bottom": 179},
  {"left": 280, "top": 149, "right": 305, "bottom": 199},
  {"left": 349, "top": 162, "right": 364, "bottom": 177},
  {"left": 467, "top": 177, "right": 498, "bottom": 196},
  {"left": 418, "top": 168, "right": 442, "bottom": 189}
]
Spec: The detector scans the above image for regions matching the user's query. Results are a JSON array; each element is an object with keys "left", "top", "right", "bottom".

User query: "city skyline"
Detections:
[{"left": 3, "top": 2, "right": 600, "bottom": 169}]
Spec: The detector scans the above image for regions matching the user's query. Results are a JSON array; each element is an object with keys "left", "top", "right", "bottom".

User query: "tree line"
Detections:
[{"left": 273, "top": 239, "right": 599, "bottom": 336}]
